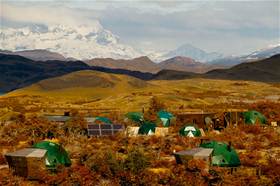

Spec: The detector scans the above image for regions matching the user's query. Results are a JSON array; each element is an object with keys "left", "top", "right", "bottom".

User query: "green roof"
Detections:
[
  {"left": 200, "top": 141, "right": 240, "bottom": 167},
  {"left": 33, "top": 141, "right": 71, "bottom": 168},
  {"left": 243, "top": 110, "right": 267, "bottom": 125},
  {"left": 95, "top": 116, "right": 112, "bottom": 124},
  {"left": 125, "top": 112, "right": 144, "bottom": 124},
  {"left": 157, "top": 110, "right": 174, "bottom": 127},
  {"left": 179, "top": 123, "right": 201, "bottom": 137}
]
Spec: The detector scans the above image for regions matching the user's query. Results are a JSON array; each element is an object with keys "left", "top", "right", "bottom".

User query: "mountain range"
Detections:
[
  {"left": 86, "top": 56, "right": 219, "bottom": 73},
  {"left": 1, "top": 23, "right": 279, "bottom": 65},
  {"left": 0, "top": 53, "right": 279, "bottom": 93}
]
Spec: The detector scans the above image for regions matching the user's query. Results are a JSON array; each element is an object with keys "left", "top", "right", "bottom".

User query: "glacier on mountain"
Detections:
[{"left": 0, "top": 23, "right": 142, "bottom": 60}]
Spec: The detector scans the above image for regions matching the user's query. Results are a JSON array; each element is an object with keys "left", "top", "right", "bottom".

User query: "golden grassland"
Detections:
[{"left": 1, "top": 70, "right": 280, "bottom": 114}]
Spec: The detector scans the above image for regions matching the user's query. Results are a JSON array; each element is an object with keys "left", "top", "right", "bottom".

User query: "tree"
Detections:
[{"left": 144, "top": 97, "right": 165, "bottom": 122}]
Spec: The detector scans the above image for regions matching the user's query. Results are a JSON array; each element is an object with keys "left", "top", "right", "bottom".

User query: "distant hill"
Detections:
[
  {"left": 87, "top": 55, "right": 221, "bottom": 73},
  {"left": 153, "top": 69, "right": 198, "bottom": 80},
  {"left": 0, "top": 49, "right": 68, "bottom": 61},
  {"left": 86, "top": 56, "right": 160, "bottom": 73},
  {"left": 205, "top": 54, "right": 280, "bottom": 82},
  {"left": 154, "top": 54, "right": 280, "bottom": 82},
  {"left": 159, "top": 56, "right": 217, "bottom": 73}
]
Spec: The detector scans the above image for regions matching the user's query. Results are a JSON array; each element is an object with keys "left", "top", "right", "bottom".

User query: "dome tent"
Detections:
[
  {"left": 200, "top": 140, "right": 240, "bottom": 167},
  {"left": 157, "top": 110, "right": 174, "bottom": 127},
  {"left": 138, "top": 121, "right": 156, "bottom": 135},
  {"left": 125, "top": 112, "right": 144, "bottom": 125},
  {"left": 33, "top": 141, "right": 71, "bottom": 169},
  {"left": 243, "top": 110, "right": 267, "bottom": 125},
  {"left": 179, "top": 123, "right": 201, "bottom": 137}
]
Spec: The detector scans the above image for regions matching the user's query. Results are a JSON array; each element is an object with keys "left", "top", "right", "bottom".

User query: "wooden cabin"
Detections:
[
  {"left": 174, "top": 147, "right": 213, "bottom": 170},
  {"left": 5, "top": 148, "right": 47, "bottom": 179}
]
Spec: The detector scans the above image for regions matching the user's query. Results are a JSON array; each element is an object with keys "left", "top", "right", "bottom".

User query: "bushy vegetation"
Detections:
[
  {"left": 0, "top": 113, "right": 279, "bottom": 185},
  {"left": 0, "top": 79, "right": 280, "bottom": 185}
]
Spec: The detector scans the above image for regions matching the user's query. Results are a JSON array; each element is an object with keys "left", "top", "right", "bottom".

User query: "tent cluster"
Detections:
[
  {"left": 125, "top": 110, "right": 174, "bottom": 135},
  {"left": 33, "top": 141, "right": 71, "bottom": 169}
]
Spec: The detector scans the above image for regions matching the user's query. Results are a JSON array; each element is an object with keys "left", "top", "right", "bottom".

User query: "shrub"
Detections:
[{"left": 124, "top": 147, "right": 149, "bottom": 174}]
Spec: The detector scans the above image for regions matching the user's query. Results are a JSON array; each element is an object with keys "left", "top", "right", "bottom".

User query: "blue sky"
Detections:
[{"left": 1, "top": 0, "right": 279, "bottom": 55}]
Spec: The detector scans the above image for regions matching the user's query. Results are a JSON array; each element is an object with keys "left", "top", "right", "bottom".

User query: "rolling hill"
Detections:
[{"left": 8, "top": 70, "right": 153, "bottom": 99}]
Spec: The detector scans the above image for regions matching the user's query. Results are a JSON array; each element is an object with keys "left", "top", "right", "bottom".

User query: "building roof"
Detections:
[
  {"left": 174, "top": 147, "right": 213, "bottom": 158},
  {"left": 45, "top": 115, "right": 71, "bottom": 122},
  {"left": 5, "top": 148, "right": 47, "bottom": 158}
]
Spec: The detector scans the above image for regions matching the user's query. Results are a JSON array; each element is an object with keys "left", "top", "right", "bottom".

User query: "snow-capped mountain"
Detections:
[
  {"left": 149, "top": 44, "right": 223, "bottom": 62},
  {"left": 208, "top": 43, "right": 280, "bottom": 67},
  {"left": 245, "top": 44, "right": 280, "bottom": 60},
  {"left": 0, "top": 23, "right": 142, "bottom": 60}
]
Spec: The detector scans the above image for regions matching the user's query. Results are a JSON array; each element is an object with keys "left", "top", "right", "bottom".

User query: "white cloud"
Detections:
[
  {"left": 1, "top": 2, "right": 99, "bottom": 27},
  {"left": 1, "top": 0, "right": 279, "bottom": 56}
]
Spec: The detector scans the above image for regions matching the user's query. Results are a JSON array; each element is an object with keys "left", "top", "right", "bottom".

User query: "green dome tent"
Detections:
[
  {"left": 243, "top": 110, "right": 267, "bottom": 125},
  {"left": 125, "top": 112, "right": 144, "bottom": 124},
  {"left": 200, "top": 141, "right": 240, "bottom": 167},
  {"left": 157, "top": 110, "right": 174, "bottom": 127},
  {"left": 179, "top": 123, "right": 201, "bottom": 137},
  {"left": 33, "top": 141, "right": 71, "bottom": 169},
  {"left": 138, "top": 121, "right": 156, "bottom": 135},
  {"left": 95, "top": 116, "right": 112, "bottom": 124}
]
